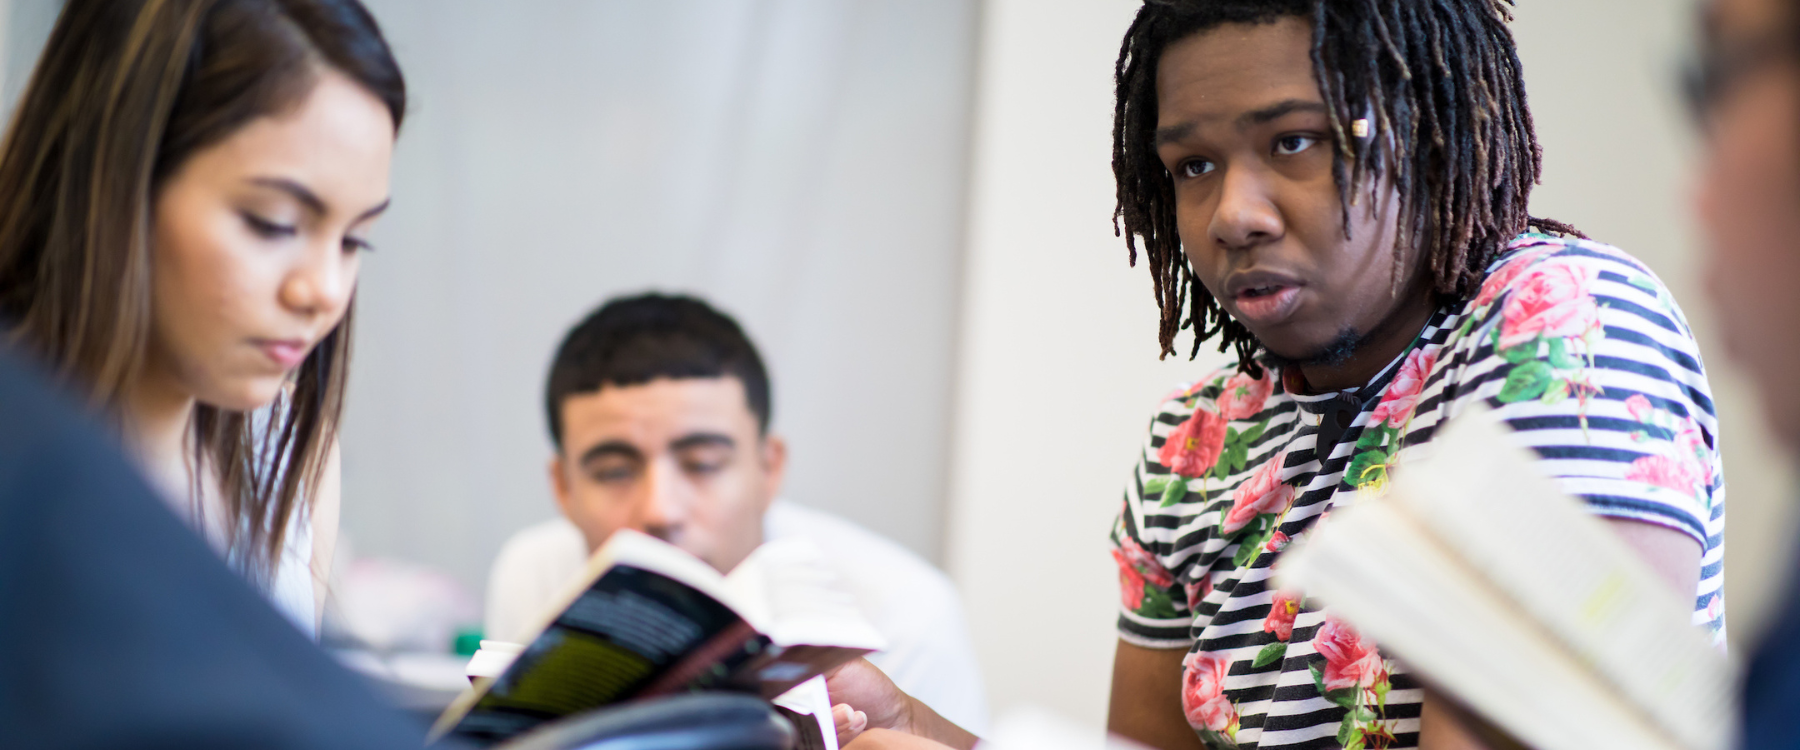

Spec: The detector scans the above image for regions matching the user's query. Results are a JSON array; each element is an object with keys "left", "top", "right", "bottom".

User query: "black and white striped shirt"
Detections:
[{"left": 1112, "top": 234, "right": 1725, "bottom": 749}]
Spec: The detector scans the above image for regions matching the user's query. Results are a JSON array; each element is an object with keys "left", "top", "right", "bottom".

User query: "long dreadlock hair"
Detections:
[{"left": 1112, "top": 0, "right": 1580, "bottom": 370}]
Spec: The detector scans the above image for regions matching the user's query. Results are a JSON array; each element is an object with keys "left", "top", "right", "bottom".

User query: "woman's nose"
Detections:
[{"left": 279, "top": 241, "right": 354, "bottom": 316}]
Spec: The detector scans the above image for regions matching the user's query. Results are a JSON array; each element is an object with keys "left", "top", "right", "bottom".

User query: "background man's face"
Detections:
[
  {"left": 550, "top": 376, "right": 785, "bottom": 573},
  {"left": 1697, "top": 0, "right": 1800, "bottom": 451}
]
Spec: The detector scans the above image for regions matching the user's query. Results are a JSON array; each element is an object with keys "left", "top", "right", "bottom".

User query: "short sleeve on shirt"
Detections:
[
  {"left": 1450, "top": 238, "right": 1722, "bottom": 547},
  {"left": 1112, "top": 380, "right": 1235, "bottom": 649}
]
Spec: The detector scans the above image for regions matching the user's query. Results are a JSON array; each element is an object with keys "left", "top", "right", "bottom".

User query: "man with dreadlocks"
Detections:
[
  {"left": 1098, "top": 1, "right": 1726, "bottom": 749},
  {"left": 825, "top": 2, "right": 1726, "bottom": 749}
]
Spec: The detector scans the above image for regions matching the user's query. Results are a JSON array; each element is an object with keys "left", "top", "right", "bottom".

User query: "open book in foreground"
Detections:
[
  {"left": 1277, "top": 403, "right": 1733, "bottom": 750},
  {"left": 431, "top": 530, "right": 886, "bottom": 744}
]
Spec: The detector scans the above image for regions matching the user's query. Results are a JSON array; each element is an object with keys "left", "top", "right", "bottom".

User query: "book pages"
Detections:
[
  {"left": 1392, "top": 404, "right": 1730, "bottom": 749},
  {"left": 1281, "top": 499, "right": 1683, "bottom": 750},
  {"left": 1278, "top": 404, "right": 1731, "bottom": 750},
  {"left": 727, "top": 537, "right": 888, "bottom": 652}
]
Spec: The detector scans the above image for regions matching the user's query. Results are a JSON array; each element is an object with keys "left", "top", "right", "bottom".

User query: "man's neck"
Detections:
[{"left": 1293, "top": 288, "right": 1438, "bottom": 394}]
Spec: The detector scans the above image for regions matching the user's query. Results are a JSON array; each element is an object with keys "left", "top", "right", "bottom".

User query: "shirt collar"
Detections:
[{"left": 1278, "top": 306, "right": 1455, "bottom": 414}]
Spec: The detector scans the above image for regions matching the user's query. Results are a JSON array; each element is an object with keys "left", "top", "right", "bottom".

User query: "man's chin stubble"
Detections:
[{"left": 1259, "top": 325, "right": 1367, "bottom": 372}]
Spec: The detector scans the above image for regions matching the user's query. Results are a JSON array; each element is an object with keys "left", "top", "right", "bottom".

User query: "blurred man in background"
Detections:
[
  {"left": 1690, "top": 0, "right": 1800, "bottom": 745},
  {"left": 484, "top": 292, "right": 988, "bottom": 733}
]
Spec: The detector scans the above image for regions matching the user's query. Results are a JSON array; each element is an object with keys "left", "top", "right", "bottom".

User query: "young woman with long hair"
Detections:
[{"left": 0, "top": 0, "right": 405, "bottom": 637}]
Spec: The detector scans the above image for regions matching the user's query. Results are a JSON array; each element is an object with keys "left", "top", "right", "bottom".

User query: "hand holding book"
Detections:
[
  {"left": 433, "top": 530, "right": 887, "bottom": 744},
  {"left": 825, "top": 657, "right": 979, "bottom": 750}
]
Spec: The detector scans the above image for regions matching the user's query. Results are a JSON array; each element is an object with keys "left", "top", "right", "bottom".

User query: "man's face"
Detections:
[
  {"left": 550, "top": 377, "right": 785, "bottom": 573},
  {"left": 1696, "top": 0, "right": 1800, "bottom": 451},
  {"left": 1153, "top": 17, "right": 1416, "bottom": 363}
]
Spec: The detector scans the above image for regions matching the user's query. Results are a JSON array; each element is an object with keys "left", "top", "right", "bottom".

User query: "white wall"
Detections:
[
  {"left": 947, "top": 0, "right": 1795, "bottom": 727},
  {"left": 946, "top": 0, "right": 1221, "bottom": 727}
]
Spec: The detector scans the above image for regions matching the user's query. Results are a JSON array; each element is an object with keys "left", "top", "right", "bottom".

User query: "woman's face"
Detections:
[{"left": 149, "top": 69, "right": 394, "bottom": 411}]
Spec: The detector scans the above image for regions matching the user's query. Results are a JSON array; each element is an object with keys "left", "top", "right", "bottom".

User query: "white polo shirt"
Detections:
[{"left": 484, "top": 499, "right": 990, "bottom": 733}]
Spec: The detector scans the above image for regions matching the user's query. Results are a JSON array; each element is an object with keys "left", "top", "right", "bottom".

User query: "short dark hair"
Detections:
[
  {"left": 544, "top": 293, "right": 772, "bottom": 448},
  {"left": 1112, "top": 0, "right": 1579, "bottom": 372}
]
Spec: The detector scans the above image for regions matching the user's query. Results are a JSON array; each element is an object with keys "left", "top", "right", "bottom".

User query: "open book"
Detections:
[
  {"left": 431, "top": 530, "right": 886, "bottom": 743},
  {"left": 1277, "top": 403, "right": 1732, "bottom": 750}
]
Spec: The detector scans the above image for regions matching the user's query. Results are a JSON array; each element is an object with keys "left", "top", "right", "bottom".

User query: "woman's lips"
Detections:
[
  {"left": 257, "top": 340, "right": 308, "bottom": 368},
  {"left": 1232, "top": 285, "right": 1302, "bottom": 326}
]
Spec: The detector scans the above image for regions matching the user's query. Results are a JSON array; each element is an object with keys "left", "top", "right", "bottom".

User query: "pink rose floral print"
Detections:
[
  {"left": 1183, "top": 651, "right": 1242, "bottom": 746},
  {"left": 1621, "top": 393, "right": 1716, "bottom": 510},
  {"left": 1463, "top": 254, "right": 1605, "bottom": 427},
  {"left": 1144, "top": 369, "right": 1279, "bottom": 508},
  {"left": 1114, "top": 535, "right": 1179, "bottom": 617},
  {"left": 1347, "top": 347, "right": 1438, "bottom": 491},
  {"left": 1312, "top": 617, "right": 1398, "bottom": 749},
  {"left": 1250, "top": 590, "right": 1302, "bottom": 669},
  {"left": 1112, "top": 234, "right": 1725, "bottom": 747}
]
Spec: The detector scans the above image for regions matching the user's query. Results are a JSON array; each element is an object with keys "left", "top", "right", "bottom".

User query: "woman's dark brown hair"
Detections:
[
  {"left": 0, "top": 0, "right": 405, "bottom": 582},
  {"left": 1112, "top": 0, "right": 1578, "bottom": 371}
]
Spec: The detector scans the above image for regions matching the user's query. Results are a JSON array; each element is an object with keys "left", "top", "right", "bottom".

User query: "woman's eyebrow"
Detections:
[
  {"left": 247, "top": 176, "right": 326, "bottom": 215},
  {"left": 248, "top": 176, "right": 389, "bottom": 221},
  {"left": 356, "top": 198, "right": 391, "bottom": 222}
]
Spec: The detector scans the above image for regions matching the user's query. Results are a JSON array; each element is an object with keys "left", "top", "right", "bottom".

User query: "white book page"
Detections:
[
  {"left": 725, "top": 537, "right": 887, "bottom": 651},
  {"left": 1280, "top": 500, "right": 1686, "bottom": 750},
  {"left": 773, "top": 675, "right": 840, "bottom": 750},
  {"left": 1389, "top": 405, "right": 1729, "bottom": 750}
]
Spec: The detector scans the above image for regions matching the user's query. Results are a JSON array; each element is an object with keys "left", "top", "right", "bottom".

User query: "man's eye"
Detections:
[
  {"left": 1274, "top": 135, "right": 1317, "bottom": 156},
  {"left": 589, "top": 465, "right": 636, "bottom": 483},
  {"left": 1178, "top": 159, "right": 1215, "bottom": 178},
  {"left": 683, "top": 461, "right": 725, "bottom": 476}
]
